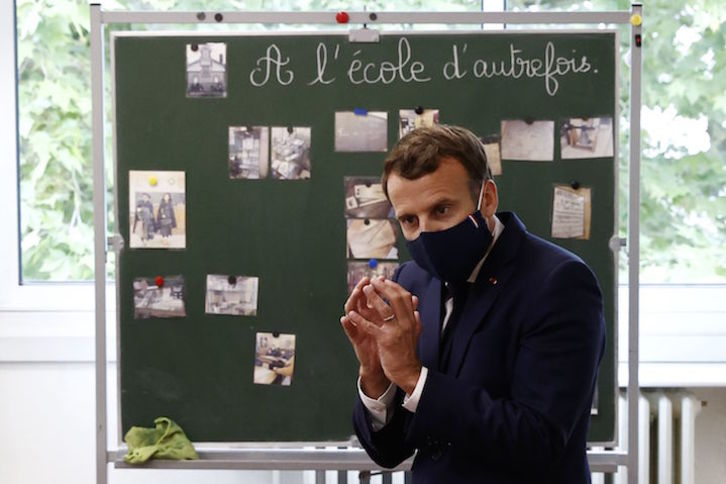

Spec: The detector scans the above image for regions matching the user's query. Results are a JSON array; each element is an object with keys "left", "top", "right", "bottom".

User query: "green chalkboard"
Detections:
[{"left": 115, "top": 31, "right": 617, "bottom": 443}]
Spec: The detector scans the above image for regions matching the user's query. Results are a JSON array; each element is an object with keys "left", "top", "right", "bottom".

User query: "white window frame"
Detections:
[{"left": 0, "top": 0, "right": 97, "bottom": 362}]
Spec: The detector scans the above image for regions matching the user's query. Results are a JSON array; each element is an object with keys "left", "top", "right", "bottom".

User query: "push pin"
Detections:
[
  {"left": 287, "top": 126, "right": 294, "bottom": 134},
  {"left": 414, "top": 106, "right": 424, "bottom": 115},
  {"left": 364, "top": 218, "right": 371, "bottom": 225},
  {"left": 335, "top": 11, "right": 350, "bottom": 24},
  {"left": 148, "top": 176, "right": 158, "bottom": 186},
  {"left": 228, "top": 275, "right": 237, "bottom": 286},
  {"left": 272, "top": 332, "right": 280, "bottom": 338},
  {"left": 570, "top": 180, "right": 581, "bottom": 190},
  {"left": 155, "top": 276, "right": 165, "bottom": 288},
  {"left": 524, "top": 116, "right": 536, "bottom": 125},
  {"left": 368, "top": 259, "right": 378, "bottom": 269},
  {"left": 353, "top": 108, "right": 368, "bottom": 116}
]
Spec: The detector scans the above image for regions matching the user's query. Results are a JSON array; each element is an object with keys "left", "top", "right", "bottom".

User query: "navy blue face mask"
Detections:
[{"left": 405, "top": 183, "right": 493, "bottom": 283}]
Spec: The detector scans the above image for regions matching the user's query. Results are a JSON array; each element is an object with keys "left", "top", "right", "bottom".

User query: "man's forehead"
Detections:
[{"left": 387, "top": 160, "right": 470, "bottom": 212}]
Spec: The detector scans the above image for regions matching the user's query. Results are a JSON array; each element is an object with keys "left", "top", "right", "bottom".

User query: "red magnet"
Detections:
[
  {"left": 155, "top": 276, "right": 165, "bottom": 287},
  {"left": 336, "top": 11, "right": 350, "bottom": 24}
]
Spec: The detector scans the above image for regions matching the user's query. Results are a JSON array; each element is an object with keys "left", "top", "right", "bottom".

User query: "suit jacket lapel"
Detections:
[
  {"left": 447, "top": 212, "right": 525, "bottom": 376},
  {"left": 418, "top": 278, "right": 443, "bottom": 372}
]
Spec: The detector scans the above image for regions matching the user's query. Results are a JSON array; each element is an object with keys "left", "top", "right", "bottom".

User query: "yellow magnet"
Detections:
[
  {"left": 630, "top": 13, "right": 642, "bottom": 27},
  {"left": 148, "top": 176, "right": 158, "bottom": 186}
]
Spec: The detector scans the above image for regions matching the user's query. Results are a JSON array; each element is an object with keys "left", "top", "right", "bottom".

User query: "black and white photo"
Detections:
[
  {"left": 560, "top": 117, "right": 614, "bottom": 159},
  {"left": 501, "top": 119, "right": 555, "bottom": 161},
  {"left": 334, "top": 111, "right": 388, "bottom": 152},
  {"left": 346, "top": 219, "right": 399, "bottom": 260},
  {"left": 253, "top": 332, "right": 296, "bottom": 386},
  {"left": 129, "top": 170, "right": 186, "bottom": 249},
  {"left": 344, "top": 177, "right": 394, "bottom": 219},
  {"left": 133, "top": 275, "right": 186, "bottom": 319},
  {"left": 229, "top": 126, "right": 269, "bottom": 179},
  {"left": 205, "top": 274, "right": 259, "bottom": 316},
  {"left": 399, "top": 108, "right": 439, "bottom": 138},
  {"left": 270, "top": 127, "right": 311, "bottom": 180},
  {"left": 186, "top": 42, "right": 227, "bottom": 98}
]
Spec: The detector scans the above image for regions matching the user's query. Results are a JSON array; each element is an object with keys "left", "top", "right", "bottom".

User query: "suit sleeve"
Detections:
[
  {"left": 405, "top": 259, "right": 606, "bottom": 469},
  {"left": 352, "top": 263, "right": 417, "bottom": 469}
]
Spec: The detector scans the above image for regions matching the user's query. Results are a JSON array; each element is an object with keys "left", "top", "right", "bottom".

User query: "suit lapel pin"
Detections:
[{"left": 488, "top": 276, "right": 498, "bottom": 286}]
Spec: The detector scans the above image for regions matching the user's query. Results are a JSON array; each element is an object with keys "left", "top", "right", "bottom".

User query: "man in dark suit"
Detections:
[{"left": 340, "top": 125, "right": 605, "bottom": 483}]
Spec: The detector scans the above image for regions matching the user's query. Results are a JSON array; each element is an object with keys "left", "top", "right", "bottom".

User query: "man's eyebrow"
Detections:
[{"left": 394, "top": 196, "right": 457, "bottom": 220}]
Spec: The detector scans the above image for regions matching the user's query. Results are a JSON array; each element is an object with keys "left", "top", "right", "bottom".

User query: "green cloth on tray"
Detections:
[{"left": 123, "top": 417, "right": 198, "bottom": 463}]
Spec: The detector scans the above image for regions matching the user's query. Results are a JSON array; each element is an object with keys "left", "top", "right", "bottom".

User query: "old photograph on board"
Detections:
[
  {"left": 344, "top": 177, "right": 393, "bottom": 219},
  {"left": 270, "top": 127, "right": 311, "bottom": 180},
  {"left": 346, "top": 219, "right": 399, "bottom": 260},
  {"left": 560, "top": 117, "right": 614, "bottom": 159},
  {"left": 480, "top": 134, "right": 503, "bottom": 176},
  {"left": 229, "top": 126, "right": 269, "bottom": 179},
  {"left": 347, "top": 261, "right": 399, "bottom": 294},
  {"left": 399, "top": 108, "right": 439, "bottom": 138},
  {"left": 551, "top": 185, "right": 592, "bottom": 240},
  {"left": 500, "top": 119, "right": 555, "bottom": 161},
  {"left": 254, "top": 332, "right": 296, "bottom": 386},
  {"left": 186, "top": 42, "right": 227, "bottom": 98},
  {"left": 205, "top": 275, "right": 259, "bottom": 316},
  {"left": 129, "top": 170, "right": 186, "bottom": 249},
  {"left": 133, "top": 275, "right": 186, "bottom": 319},
  {"left": 334, "top": 111, "right": 388, "bottom": 152}
]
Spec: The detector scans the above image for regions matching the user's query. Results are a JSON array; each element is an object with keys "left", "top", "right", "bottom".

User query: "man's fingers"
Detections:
[
  {"left": 363, "top": 284, "right": 394, "bottom": 320},
  {"left": 340, "top": 315, "right": 358, "bottom": 339},
  {"left": 344, "top": 277, "right": 371, "bottom": 313},
  {"left": 348, "top": 311, "right": 383, "bottom": 337},
  {"left": 412, "top": 295, "right": 419, "bottom": 311},
  {"left": 370, "top": 278, "right": 414, "bottom": 322}
]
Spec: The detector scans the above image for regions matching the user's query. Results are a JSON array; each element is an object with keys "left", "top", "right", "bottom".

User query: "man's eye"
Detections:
[
  {"left": 434, "top": 205, "right": 449, "bottom": 216},
  {"left": 401, "top": 215, "right": 417, "bottom": 226}
]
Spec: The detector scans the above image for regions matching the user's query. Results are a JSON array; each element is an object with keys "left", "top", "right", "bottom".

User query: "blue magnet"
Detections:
[
  {"left": 353, "top": 108, "right": 368, "bottom": 116},
  {"left": 368, "top": 259, "right": 379, "bottom": 269}
]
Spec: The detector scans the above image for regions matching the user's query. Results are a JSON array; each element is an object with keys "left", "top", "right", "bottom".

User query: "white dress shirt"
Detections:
[{"left": 358, "top": 214, "right": 505, "bottom": 430}]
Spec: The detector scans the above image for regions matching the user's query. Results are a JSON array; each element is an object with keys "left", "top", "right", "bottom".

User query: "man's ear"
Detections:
[{"left": 480, "top": 179, "right": 498, "bottom": 218}]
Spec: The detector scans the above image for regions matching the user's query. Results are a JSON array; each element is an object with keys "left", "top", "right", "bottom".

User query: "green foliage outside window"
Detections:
[{"left": 15, "top": 0, "right": 726, "bottom": 282}]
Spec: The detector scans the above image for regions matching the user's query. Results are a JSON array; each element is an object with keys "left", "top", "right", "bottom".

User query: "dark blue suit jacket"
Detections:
[{"left": 353, "top": 212, "right": 606, "bottom": 483}]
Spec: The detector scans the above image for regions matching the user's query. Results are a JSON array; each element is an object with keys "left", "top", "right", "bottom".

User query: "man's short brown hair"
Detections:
[{"left": 381, "top": 125, "right": 492, "bottom": 202}]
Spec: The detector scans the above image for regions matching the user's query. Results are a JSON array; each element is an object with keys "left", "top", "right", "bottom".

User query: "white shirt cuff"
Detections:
[
  {"left": 357, "top": 377, "right": 397, "bottom": 431},
  {"left": 402, "top": 366, "right": 428, "bottom": 413}
]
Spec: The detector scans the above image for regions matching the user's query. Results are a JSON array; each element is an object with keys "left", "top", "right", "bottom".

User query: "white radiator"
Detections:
[{"left": 610, "top": 391, "right": 702, "bottom": 484}]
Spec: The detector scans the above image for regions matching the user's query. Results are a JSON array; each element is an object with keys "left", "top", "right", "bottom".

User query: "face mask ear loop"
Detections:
[{"left": 476, "top": 180, "right": 486, "bottom": 211}]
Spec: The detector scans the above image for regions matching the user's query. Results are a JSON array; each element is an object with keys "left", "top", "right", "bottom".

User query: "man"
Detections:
[{"left": 340, "top": 125, "right": 605, "bottom": 483}]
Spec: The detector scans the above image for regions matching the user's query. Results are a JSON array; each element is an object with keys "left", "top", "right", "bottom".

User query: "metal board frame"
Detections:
[{"left": 91, "top": 4, "right": 643, "bottom": 483}]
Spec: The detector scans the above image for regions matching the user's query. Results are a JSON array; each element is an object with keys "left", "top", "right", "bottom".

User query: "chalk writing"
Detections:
[
  {"left": 249, "top": 44, "right": 294, "bottom": 87},
  {"left": 247, "top": 37, "right": 597, "bottom": 96}
]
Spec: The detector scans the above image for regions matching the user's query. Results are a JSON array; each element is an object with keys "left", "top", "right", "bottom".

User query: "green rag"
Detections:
[{"left": 123, "top": 416, "right": 199, "bottom": 463}]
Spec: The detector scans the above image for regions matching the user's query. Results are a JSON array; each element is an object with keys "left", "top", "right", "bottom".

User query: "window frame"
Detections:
[{"left": 0, "top": 0, "right": 99, "bottom": 363}]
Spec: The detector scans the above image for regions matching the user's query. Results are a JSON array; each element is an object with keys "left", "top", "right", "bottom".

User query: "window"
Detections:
[
  {"left": 13, "top": 0, "right": 726, "bottom": 283},
  {"left": 505, "top": 0, "right": 726, "bottom": 283}
]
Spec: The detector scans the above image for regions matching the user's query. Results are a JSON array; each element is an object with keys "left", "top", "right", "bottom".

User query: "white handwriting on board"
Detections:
[
  {"left": 346, "top": 38, "right": 431, "bottom": 85},
  {"left": 249, "top": 38, "right": 597, "bottom": 96},
  {"left": 445, "top": 42, "right": 592, "bottom": 96},
  {"left": 249, "top": 44, "right": 294, "bottom": 87}
]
